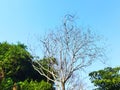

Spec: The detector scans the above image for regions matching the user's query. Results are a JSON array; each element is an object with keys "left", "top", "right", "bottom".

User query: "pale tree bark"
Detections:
[
  {"left": 61, "top": 82, "right": 65, "bottom": 90},
  {"left": 32, "top": 15, "right": 104, "bottom": 90}
]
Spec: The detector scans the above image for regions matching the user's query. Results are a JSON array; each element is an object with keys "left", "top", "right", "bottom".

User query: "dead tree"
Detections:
[{"left": 33, "top": 15, "right": 104, "bottom": 90}]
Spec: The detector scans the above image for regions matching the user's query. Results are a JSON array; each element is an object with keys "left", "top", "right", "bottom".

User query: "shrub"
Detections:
[
  {"left": 19, "top": 80, "right": 52, "bottom": 90},
  {"left": 0, "top": 78, "right": 14, "bottom": 90}
]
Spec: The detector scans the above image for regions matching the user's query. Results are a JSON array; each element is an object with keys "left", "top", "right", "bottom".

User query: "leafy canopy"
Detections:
[
  {"left": 0, "top": 42, "right": 40, "bottom": 82},
  {"left": 89, "top": 67, "right": 120, "bottom": 90},
  {"left": 0, "top": 42, "right": 54, "bottom": 90}
]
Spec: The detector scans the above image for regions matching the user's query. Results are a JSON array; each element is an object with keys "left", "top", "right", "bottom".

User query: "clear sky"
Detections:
[{"left": 0, "top": 0, "right": 120, "bottom": 88}]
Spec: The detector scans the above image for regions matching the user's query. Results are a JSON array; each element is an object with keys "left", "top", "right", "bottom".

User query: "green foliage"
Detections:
[
  {"left": 0, "top": 77, "right": 14, "bottom": 90},
  {"left": 0, "top": 42, "right": 43, "bottom": 82},
  {"left": 0, "top": 42, "right": 54, "bottom": 90},
  {"left": 19, "top": 80, "right": 52, "bottom": 90},
  {"left": 89, "top": 67, "right": 120, "bottom": 90},
  {"left": 0, "top": 78, "right": 53, "bottom": 90},
  {"left": 0, "top": 42, "right": 34, "bottom": 81}
]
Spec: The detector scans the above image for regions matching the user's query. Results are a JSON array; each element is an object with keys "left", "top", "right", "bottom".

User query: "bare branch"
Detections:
[{"left": 32, "top": 15, "right": 104, "bottom": 90}]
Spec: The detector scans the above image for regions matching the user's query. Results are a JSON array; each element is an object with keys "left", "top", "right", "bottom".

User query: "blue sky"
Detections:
[{"left": 0, "top": 0, "right": 120, "bottom": 88}]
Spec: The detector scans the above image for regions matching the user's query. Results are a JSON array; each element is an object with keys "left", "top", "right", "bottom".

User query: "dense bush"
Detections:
[
  {"left": 0, "top": 79, "right": 53, "bottom": 90},
  {"left": 19, "top": 80, "right": 52, "bottom": 90},
  {"left": 0, "top": 78, "right": 14, "bottom": 90}
]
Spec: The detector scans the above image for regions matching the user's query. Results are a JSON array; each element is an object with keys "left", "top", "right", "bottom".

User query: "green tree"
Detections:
[
  {"left": 0, "top": 42, "right": 54, "bottom": 90},
  {"left": 89, "top": 67, "right": 120, "bottom": 90},
  {"left": 0, "top": 42, "right": 42, "bottom": 82},
  {"left": 0, "top": 42, "right": 32, "bottom": 81}
]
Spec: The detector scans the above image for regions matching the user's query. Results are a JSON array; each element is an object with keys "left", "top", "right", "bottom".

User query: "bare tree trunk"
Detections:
[{"left": 61, "top": 82, "right": 65, "bottom": 90}]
